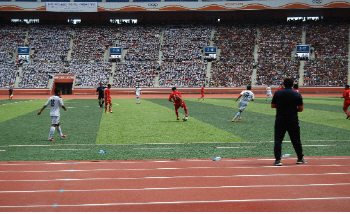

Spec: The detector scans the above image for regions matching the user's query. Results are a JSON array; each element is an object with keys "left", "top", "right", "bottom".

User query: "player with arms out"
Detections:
[
  {"left": 135, "top": 85, "right": 142, "bottom": 104},
  {"left": 266, "top": 84, "right": 272, "bottom": 101},
  {"left": 169, "top": 87, "right": 188, "bottom": 120},
  {"left": 96, "top": 83, "right": 105, "bottom": 108},
  {"left": 104, "top": 84, "right": 113, "bottom": 113},
  {"left": 341, "top": 84, "right": 350, "bottom": 119},
  {"left": 232, "top": 85, "right": 254, "bottom": 122},
  {"left": 37, "top": 88, "right": 67, "bottom": 141}
]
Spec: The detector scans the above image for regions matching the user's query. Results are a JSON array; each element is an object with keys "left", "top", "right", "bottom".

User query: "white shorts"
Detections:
[
  {"left": 267, "top": 92, "right": 272, "bottom": 96},
  {"left": 238, "top": 102, "right": 248, "bottom": 111},
  {"left": 51, "top": 116, "right": 60, "bottom": 125}
]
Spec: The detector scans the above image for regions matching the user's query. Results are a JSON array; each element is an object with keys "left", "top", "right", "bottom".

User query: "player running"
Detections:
[
  {"left": 135, "top": 85, "right": 142, "bottom": 104},
  {"left": 232, "top": 85, "right": 254, "bottom": 122},
  {"left": 37, "top": 88, "right": 67, "bottom": 141},
  {"left": 96, "top": 83, "right": 106, "bottom": 108},
  {"left": 341, "top": 84, "right": 350, "bottom": 119},
  {"left": 266, "top": 85, "right": 272, "bottom": 101},
  {"left": 169, "top": 87, "right": 188, "bottom": 120},
  {"left": 104, "top": 84, "right": 113, "bottom": 113},
  {"left": 198, "top": 85, "right": 205, "bottom": 100}
]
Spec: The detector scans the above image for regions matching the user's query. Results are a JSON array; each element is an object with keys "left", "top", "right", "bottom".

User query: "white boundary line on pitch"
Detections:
[
  {"left": 1, "top": 157, "right": 350, "bottom": 166},
  {"left": 5, "top": 139, "right": 350, "bottom": 148},
  {"left": 0, "top": 197, "right": 350, "bottom": 208},
  {"left": 0, "top": 164, "right": 349, "bottom": 173},
  {"left": 0, "top": 183, "right": 349, "bottom": 193},
  {"left": 0, "top": 172, "right": 349, "bottom": 182}
]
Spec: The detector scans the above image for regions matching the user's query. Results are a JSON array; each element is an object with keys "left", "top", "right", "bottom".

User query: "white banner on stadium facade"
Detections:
[
  {"left": 46, "top": 2, "right": 98, "bottom": 12},
  {"left": 0, "top": 0, "right": 349, "bottom": 12}
]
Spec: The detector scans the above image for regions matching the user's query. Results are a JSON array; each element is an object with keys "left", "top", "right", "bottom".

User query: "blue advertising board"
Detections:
[
  {"left": 296, "top": 45, "right": 310, "bottom": 53},
  {"left": 204, "top": 47, "right": 217, "bottom": 54},
  {"left": 110, "top": 47, "right": 122, "bottom": 55},
  {"left": 18, "top": 47, "right": 30, "bottom": 55}
]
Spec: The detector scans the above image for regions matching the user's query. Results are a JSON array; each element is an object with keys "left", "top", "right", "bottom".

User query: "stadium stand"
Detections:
[
  {"left": 0, "top": 19, "right": 349, "bottom": 89},
  {"left": 0, "top": 62, "right": 19, "bottom": 88},
  {"left": 71, "top": 23, "right": 117, "bottom": 62},
  {"left": 113, "top": 61, "right": 157, "bottom": 87},
  {"left": 27, "top": 24, "right": 72, "bottom": 62},
  {"left": 118, "top": 24, "right": 162, "bottom": 62}
]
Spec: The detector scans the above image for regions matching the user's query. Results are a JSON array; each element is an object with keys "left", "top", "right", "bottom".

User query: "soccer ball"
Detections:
[{"left": 183, "top": 116, "right": 188, "bottom": 121}]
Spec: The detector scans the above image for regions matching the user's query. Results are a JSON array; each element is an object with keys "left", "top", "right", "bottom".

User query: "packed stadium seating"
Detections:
[{"left": 0, "top": 20, "right": 349, "bottom": 89}]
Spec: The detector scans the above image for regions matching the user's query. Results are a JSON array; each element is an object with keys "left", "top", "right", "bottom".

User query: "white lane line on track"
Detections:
[
  {"left": 0, "top": 172, "right": 349, "bottom": 182},
  {"left": 1, "top": 197, "right": 350, "bottom": 208},
  {"left": 0, "top": 183, "right": 349, "bottom": 193},
  {"left": 0, "top": 164, "right": 349, "bottom": 173}
]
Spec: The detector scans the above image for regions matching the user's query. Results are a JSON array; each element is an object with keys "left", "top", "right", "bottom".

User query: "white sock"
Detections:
[
  {"left": 48, "top": 127, "right": 55, "bottom": 140},
  {"left": 137, "top": 98, "right": 140, "bottom": 102},
  {"left": 233, "top": 112, "right": 241, "bottom": 120},
  {"left": 57, "top": 126, "right": 63, "bottom": 137}
]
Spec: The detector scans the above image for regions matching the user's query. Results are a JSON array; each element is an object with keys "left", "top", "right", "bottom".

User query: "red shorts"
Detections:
[
  {"left": 343, "top": 100, "right": 350, "bottom": 109},
  {"left": 105, "top": 98, "right": 111, "bottom": 104},
  {"left": 174, "top": 101, "right": 186, "bottom": 110}
]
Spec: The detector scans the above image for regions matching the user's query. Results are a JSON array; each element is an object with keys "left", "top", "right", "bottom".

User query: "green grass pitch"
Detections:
[{"left": 0, "top": 97, "right": 349, "bottom": 161}]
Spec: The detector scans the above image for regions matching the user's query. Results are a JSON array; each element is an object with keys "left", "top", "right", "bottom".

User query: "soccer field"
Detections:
[{"left": 0, "top": 97, "right": 349, "bottom": 161}]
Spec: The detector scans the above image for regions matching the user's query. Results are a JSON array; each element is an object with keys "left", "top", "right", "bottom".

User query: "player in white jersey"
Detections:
[
  {"left": 37, "top": 88, "right": 67, "bottom": 141},
  {"left": 135, "top": 85, "right": 142, "bottom": 104},
  {"left": 266, "top": 85, "right": 272, "bottom": 101},
  {"left": 232, "top": 85, "right": 254, "bottom": 122}
]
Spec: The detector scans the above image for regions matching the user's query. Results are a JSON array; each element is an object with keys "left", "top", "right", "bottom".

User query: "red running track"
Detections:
[{"left": 0, "top": 156, "right": 349, "bottom": 212}]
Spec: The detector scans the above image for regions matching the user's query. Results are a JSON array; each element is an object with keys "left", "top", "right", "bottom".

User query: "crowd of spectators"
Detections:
[
  {"left": 158, "top": 61, "right": 207, "bottom": 87},
  {"left": 210, "top": 60, "right": 253, "bottom": 87},
  {"left": 113, "top": 61, "right": 157, "bottom": 87},
  {"left": 255, "top": 58, "right": 300, "bottom": 86},
  {"left": 303, "top": 58, "right": 348, "bottom": 86},
  {"left": 27, "top": 24, "right": 72, "bottom": 62},
  {"left": 162, "top": 23, "right": 211, "bottom": 62},
  {"left": 1, "top": 21, "right": 350, "bottom": 89},
  {"left": 0, "top": 23, "right": 27, "bottom": 62},
  {"left": 72, "top": 62, "right": 112, "bottom": 87},
  {"left": 210, "top": 23, "right": 256, "bottom": 87},
  {"left": 302, "top": 20, "right": 349, "bottom": 85},
  {"left": 19, "top": 62, "right": 68, "bottom": 88},
  {"left": 257, "top": 23, "right": 302, "bottom": 60},
  {"left": 306, "top": 21, "right": 348, "bottom": 59},
  {"left": 0, "top": 62, "right": 19, "bottom": 88},
  {"left": 71, "top": 23, "right": 117, "bottom": 62},
  {"left": 118, "top": 25, "right": 162, "bottom": 61}
]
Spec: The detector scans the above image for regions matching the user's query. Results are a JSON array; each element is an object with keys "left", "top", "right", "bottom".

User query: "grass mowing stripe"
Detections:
[
  {"left": 0, "top": 99, "right": 103, "bottom": 162},
  {"left": 96, "top": 99, "right": 244, "bottom": 144},
  {"left": 0, "top": 99, "right": 45, "bottom": 122},
  {"left": 206, "top": 98, "right": 350, "bottom": 131},
  {"left": 181, "top": 98, "right": 350, "bottom": 141},
  {"left": 147, "top": 98, "right": 275, "bottom": 142}
]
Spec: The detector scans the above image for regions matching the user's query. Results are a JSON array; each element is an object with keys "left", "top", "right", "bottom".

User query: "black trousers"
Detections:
[{"left": 274, "top": 115, "right": 304, "bottom": 161}]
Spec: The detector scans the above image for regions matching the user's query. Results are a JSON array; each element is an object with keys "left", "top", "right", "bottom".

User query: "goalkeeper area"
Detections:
[{"left": 0, "top": 95, "right": 349, "bottom": 161}]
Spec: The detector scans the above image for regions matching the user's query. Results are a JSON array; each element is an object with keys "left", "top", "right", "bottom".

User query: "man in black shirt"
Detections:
[
  {"left": 271, "top": 78, "right": 306, "bottom": 166},
  {"left": 96, "top": 83, "right": 106, "bottom": 108}
]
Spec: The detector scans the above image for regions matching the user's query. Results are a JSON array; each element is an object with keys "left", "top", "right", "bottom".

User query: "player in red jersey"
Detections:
[
  {"left": 198, "top": 85, "right": 205, "bottom": 100},
  {"left": 341, "top": 84, "right": 350, "bottom": 119},
  {"left": 104, "top": 84, "right": 113, "bottom": 113},
  {"left": 169, "top": 87, "right": 188, "bottom": 120}
]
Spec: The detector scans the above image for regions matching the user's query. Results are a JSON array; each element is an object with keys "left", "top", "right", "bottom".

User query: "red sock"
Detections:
[
  {"left": 175, "top": 110, "right": 179, "bottom": 117},
  {"left": 109, "top": 104, "right": 112, "bottom": 112},
  {"left": 105, "top": 104, "right": 107, "bottom": 112},
  {"left": 346, "top": 110, "right": 350, "bottom": 116},
  {"left": 184, "top": 107, "right": 188, "bottom": 116}
]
